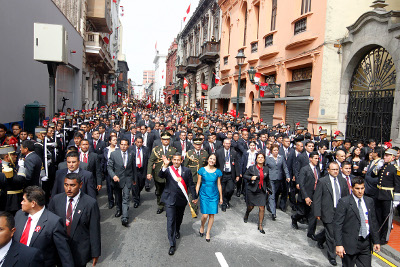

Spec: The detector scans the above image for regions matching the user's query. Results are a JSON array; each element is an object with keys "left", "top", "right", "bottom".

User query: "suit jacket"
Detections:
[
  {"left": 129, "top": 145, "right": 149, "bottom": 173},
  {"left": 313, "top": 175, "right": 350, "bottom": 224},
  {"left": 138, "top": 120, "right": 155, "bottom": 129},
  {"left": 107, "top": 149, "right": 136, "bottom": 188},
  {"left": 140, "top": 132, "right": 155, "bottom": 150},
  {"left": 51, "top": 168, "right": 97, "bottom": 199},
  {"left": 48, "top": 192, "right": 101, "bottom": 266},
  {"left": 2, "top": 240, "right": 44, "bottom": 267},
  {"left": 237, "top": 139, "right": 249, "bottom": 155},
  {"left": 293, "top": 151, "right": 310, "bottom": 179},
  {"left": 204, "top": 141, "right": 221, "bottom": 155},
  {"left": 58, "top": 161, "right": 88, "bottom": 171},
  {"left": 173, "top": 140, "right": 194, "bottom": 155},
  {"left": 89, "top": 139, "right": 106, "bottom": 155},
  {"left": 297, "top": 164, "right": 320, "bottom": 201},
  {"left": 278, "top": 146, "right": 296, "bottom": 177},
  {"left": 243, "top": 165, "right": 271, "bottom": 193},
  {"left": 23, "top": 152, "right": 42, "bottom": 186},
  {"left": 81, "top": 152, "right": 102, "bottom": 186},
  {"left": 14, "top": 209, "right": 74, "bottom": 267},
  {"left": 265, "top": 155, "right": 290, "bottom": 181},
  {"left": 159, "top": 166, "right": 197, "bottom": 206},
  {"left": 124, "top": 132, "right": 140, "bottom": 146},
  {"left": 215, "top": 147, "right": 240, "bottom": 180},
  {"left": 334, "top": 195, "right": 380, "bottom": 254},
  {"left": 147, "top": 145, "right": 177, "bottom": 183}
]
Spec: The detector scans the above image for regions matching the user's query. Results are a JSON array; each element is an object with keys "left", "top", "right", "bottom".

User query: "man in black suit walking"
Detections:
[
  {"left": 278, "top": 136, "right": 296, "bottom": 211},
  {"left": 159, "top": 154, "right": 197, "bottom": 256},
  {"left": 19, "top": 140, "right": 42, "bottom": 187},
  {"left": 80, "top": 139, "right": 102, "bottom": 191},
  {"left": 130, "top": 137, "right": 150, "bottom": 208},
  {"left": 51, "top": 152, "right": 97, "bottom": 199},
  {"left": 89, "top": 130, "right": 106, "bottom": 156},
  {"left": 314, "top": 162, "right": 350, "bottom": 266},
  {"left": 173, "top": 131, "right": 193, "bottom": 160},
  {"left": 107, "top": 138, "right": 136, "bottom": 226},
  {"left": 334, "top": 177, "right": 380, "bottom": 267},
  {"left": 0, "top": 211, "right": 44, "bottom": 267},
  {"left": 48, "top": 173, "right": 101, "bottom": 267},
  {"left": 14, "top": 186, "right": 74, "bottom": 267}
]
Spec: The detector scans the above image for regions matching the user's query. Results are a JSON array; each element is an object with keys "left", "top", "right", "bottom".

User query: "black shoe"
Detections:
[
  {"left": 291, "top": 206, "right": 297, "bottom": 211},
  {"left": 222, "top": 205, "right": 226, "bottom": 212},
  {"left": 199, "top": 231, "right": 204, "bottom": 237},
  {"left": 206, "top": 238, "right": 210, "bottom": 242},
  {"left": 258, "top": 226, "right": 265, "bottom": 234},
  {"left": 329, "top": 259, "right": 337, "bottom": 266},
  {"left": 134, "top": 203, "right": 139, "bottom": 208},
  {"left": 145, "top": 187, "right": 150, "bottom": 192},
  {"left": 307, "top": 234, "right": 317, "bottom": 241},
  {"left": 115, "top": 211, "right": 122, "bottom": 217},
  {"left": 226, "top": 203, "right": 231, "bottom": 208},
  {"left": 317, "top": 242, "right": 324, "bottom": 249},
  {"left": 244, "top": 216, "right": 248, "bottom": 223},
  {"left": 108, "top": 203, "right": 115, "bottom": 209},
  {"left": 271, "top": 214, "right": 276, "bottom": 221},
  {"left": 280, "top": 207, "right": 287, "bottom": 212},
  {"left": 175, "top": 232, "right": 180, "bottom": 239},
  {"left": 169, "top": 246, "right": 175, "bottom": 255},
  {"left": 291, "top": 217, "right": 298, "bottom": 229},
  {"left": 121, "top": 218, "right": 128, "bottom": 226},
  {"left": 157, "top": 208, "right": 164, "bottom": 214}
]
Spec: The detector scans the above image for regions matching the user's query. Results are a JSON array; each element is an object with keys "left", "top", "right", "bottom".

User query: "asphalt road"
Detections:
[{"left": 94, "top": 186, "right": 387, "bottom": 267}]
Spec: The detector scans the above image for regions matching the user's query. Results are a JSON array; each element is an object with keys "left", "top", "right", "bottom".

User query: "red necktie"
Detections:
[
  {"left": 66, "top": 198, "right": 73, "bottom": 236},
  {"left": 313, "top": 167, "right": 318, "bottom": 190},
  {"left": 20, "top": 217, "right": 32, "bottom": 245},
  {"left": 93, "top": 141, "right": 97, "bottom": 150},
  {"left": 257, "top": 165, "right": 264, "bottom": 189},
  {"left": 211, "top": 143, "right": 214, "bottom": 153},
  {"left": 346, "top": 176, "right": 352, "bottom": 194},
  {"left": 132, "top": 136, "right": 135, "bottom": 145},
  {"left": 83, "top": 153, "right": 88, "bottom": 163},
  {"left": 137, "top": 148, "right": 142, "bottom": 168}
]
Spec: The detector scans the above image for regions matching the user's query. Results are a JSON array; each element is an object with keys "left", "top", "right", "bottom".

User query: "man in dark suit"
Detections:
[
  {"left": 130, "top": 137, "right": 150, "bottom": 208},
  {"left": 107, "top": 138, "right": 136, "bottom": 226},
  {"left": 279, "top": 136, "right": 296, "bottom": 211},
  {"left": 138, "top": 114, "right": 155, "bottom": 129},
  {"left": 124, "top": 125, "right": 140, "bottom": 146},
  {"left": 173, "top": 131, "right": 193, "bottom": 160},
  {"left": 19, "top": 140, "right": 42, "bottom": 187},
  {"left": 98, "top": 124, "right": 109, "bottom": 144},
  {"left": 292, "top": 151, "right": 320, "bottom": 240},
  {"left": 89, "top": 130, "right": 106, "bottom": 156},
  {"left": 14, "top": 186, "right": 74, "bottom": 267},
  {"left": 237, "top": 130, "right": 249, "bottom": 156},
  {"left": 204, "top": 134, "right": 221, "bottom": 155},
  {"left": 314, "top": 161, "right": 350, "bottom": 266},
  {"left": 159, "top": 154, "right": 197, "bottom": 256},
  {"left": 139, "top": 125, "right": 154, "bottom": 150},
  {"left": 80, "top": 139, "right": 102, "bottom": 191},
  {"left": 48, "top": 173, "right": 101, "bottom": 267},
  {"left": 340, "top": 161, "right": 354, "bottom": 195},
  {"left": 51, "top": 152, "right": 97, "bottom": 199},
  {"left": 0, "top": 211, "right": 44, "bottom": 267},
  {"left": 215, "top": 139, "right": 240, "bottom": 212},
  {"left": 334, "top": 177, "right": 380, "bottom": 267}
]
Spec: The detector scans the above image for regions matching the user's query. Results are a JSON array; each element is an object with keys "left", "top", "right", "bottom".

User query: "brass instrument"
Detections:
[
  {"left": 197, "top": 119, "right": 204, "bottom": 128},
  {"left": 122, "top": 113, "right": 128, "bottom": 130}
]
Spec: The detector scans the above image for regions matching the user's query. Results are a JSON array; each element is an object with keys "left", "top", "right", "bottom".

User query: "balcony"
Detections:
[
  {"left": 186, "top": 56, "right": 200, "bottom": 73},
  {"left": 199, "top": 41, "right": 220, "bottom": 64},
  {"left": 87, "top": 0, "right": 111, "bottom": 33},
  {"left": 85, "top": 32, "right": 114, "bottom": 73},
  {"left": 176, "top": 65, "right": 187, "bottom": 78}
]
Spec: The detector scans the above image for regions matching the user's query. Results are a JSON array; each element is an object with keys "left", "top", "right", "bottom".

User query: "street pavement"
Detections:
[{"left": 95, "top": 186, "right": 389, "bottom": 267}]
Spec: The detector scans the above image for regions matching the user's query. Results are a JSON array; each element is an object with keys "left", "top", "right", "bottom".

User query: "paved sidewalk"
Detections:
[{"left": 379, "top": 216, "right": 400, "bottom": 265}]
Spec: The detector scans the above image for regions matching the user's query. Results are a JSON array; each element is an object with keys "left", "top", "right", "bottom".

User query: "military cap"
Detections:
[
  {"left": 161, "top": 132, "right": 172, "bottom": 139},
  {"left": 334, "top": 136, "right": 345, "bottom": 141},
  {"left": 320, "top": 129, "right": 328, "bottom": 135},
  {"left": 0, "top": 145, "right": 16, "bottom": 155},
  {"left": 261, "top": 122, "right": 267, "bottom": 126},
  {"left": 66, "top": 115, "right": 73, "bottom": 120},
  {"left": 282, "top": 125, "right": 287, "bottom": 129},
  {"left": 193, "top": 138, "right": 203, "bottom": 145},
  {"left": 35, "top": 127, "right": 47, "bottom": 134},
  {"left": 385, "top": 148, "right": 398, "bottom": 156},
  {"left": 48, "top": 122, "right": 55, "bottom": 128},
  {"left": 297, "top": 126, "right": 305, "bottom": 130}
]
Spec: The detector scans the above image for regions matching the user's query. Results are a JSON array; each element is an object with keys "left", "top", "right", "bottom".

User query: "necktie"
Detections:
[
  {"left": 225, "top": 151, "right": 229, "bottom": 171},
  {"left": 101, "top": 134, "right": 104, "bottom": 141},
  {"left": 197, "top": 151, "right": 200, "bottom": 157},
  {"left": 313, "top": 167, "right": 318, "bottom": 190},
  {"left": 333, "top": 177, "right": 340, "bottom": 206},
  {"left": 285, "top": 149, "right": 288, "bottom": 160},
  {"left": 132, "top": 136, "right": 135, "bottom": 145},
  {"left": 358, "top": 199, "right": 368, "bottom": 238},
  {"left": 182, "top": 141, "right": 185, "bottom": 152},
  {"left": 123, "top": 152, "right": 127, "bottom": 167},
  {"left": 66, "top": 198, "right": 73, "bottom": 236},
  {"left": 94, "top": 141, "right": 97, "bottom": 150},
  {"left": 83, "top": 153, "right": 88, "bottom": 163},
  {"left": 137, "top": 148, "right": 142, "bottom": 168},
  {"left": 20, "top": 217, "right": 32, "bottom": 245},
  {"left": 346, "top": 176, "right": 352, "bottom": 194},
  {"left": 211, "top": 143, "right": 214, "bottom": 153}
]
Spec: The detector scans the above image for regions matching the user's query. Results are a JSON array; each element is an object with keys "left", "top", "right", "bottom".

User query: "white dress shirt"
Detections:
[
  {"left": 247, "top": 150, "right": 257, "bottom": 169},
  {"left": 65, "top": 191, "right": 81, "bottom": 221},
  {"left": 121, "top": 150, "right": 128, "bottom": 167},
  {"left": 67, "top": 168, "right": 80, "bottom": 174},
  {"left": 136, "top": 147, "right": 143, "bottom": 166},
  {"left": 352, "top": 194, "right": 370, "bottom": 234},
  {"left": 25, "top": 207, "right": 45, "bottom": 246},
  {"left": 80, "top": 152, "right": 89, "bottom": 162},
  {"left": 0, "top": 240, "right": 12, "bottom": 266},
  {"left": 329, "top": 175, "right": 341, "bottom": 208},
  {"left": 224, "top": 148, "right": 231, "bottom": 172}
]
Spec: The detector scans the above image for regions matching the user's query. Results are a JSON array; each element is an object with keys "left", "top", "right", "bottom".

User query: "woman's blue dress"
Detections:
[{"left": 198, "top": 167, "right": 222, "bottom": 215}]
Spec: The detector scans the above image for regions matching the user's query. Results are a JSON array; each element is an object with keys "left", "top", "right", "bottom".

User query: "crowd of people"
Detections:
[{"left": 0, "top": 98, "right": 399, "bottom": 266}]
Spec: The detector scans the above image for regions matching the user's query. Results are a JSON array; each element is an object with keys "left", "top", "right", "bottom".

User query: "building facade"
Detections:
[
  {"left": 153, "top": 52, "right": 167, "bottom": 103},
  {"left": 175, "top": 0, "right": 221, "bottom": 110},
  {"left": 216, "top": 0, "right": 374, "bottom": 132},
  {"left": 165, "top": 39, "right": 178, "bottom": 105},
  {"left": 143, "top": 70, "right": 155, "bottom": 84}
]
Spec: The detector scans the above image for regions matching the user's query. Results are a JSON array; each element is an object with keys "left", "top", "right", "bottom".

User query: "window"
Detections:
[
  {"left": 243, "top": 6, "right": 247, "bottom": 46},
  {"left": 271, "top": 0, "right": 277, "bottom": 31},
  {"left": 224, "top": 56, "right": 228, "bottom": 65},
  {"left": 292, "top": 67, "right": 312, "bottom": 81},
  {"left": 265, "top": 34, "right": 273, "bottom": 47},
  {"left": 294, "top": 18, "right": 307, "bottom": 35},
  {"left": 255, "top": 4, "right": 260, "bottom": 39},
  {"left": 251, "top": 42, "right": 258, "bottom": 53},
  {"left": 301, "top": 0, "right": 311, "bottom": 15}
]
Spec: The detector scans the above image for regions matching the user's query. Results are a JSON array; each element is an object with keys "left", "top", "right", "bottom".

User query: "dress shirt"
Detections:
[
  {"left": 329, "top": 175, "right": 341, "bottom": 208},
  {"left": 25, "top": 207, "right": 45, "bottom": 246},
  {"left": 352, "top": 194, "right": 370, "bottom": 234},
  {"left": 80, "top": 152, "right": 89, "bottom": 162},
  {"left": 0, "top": 240, "right": 12, "bottom": 267},
  {"left": 143, "top": 133, "right": 148, "bottom": 146},
  {"left": 224, "top": 148, "right": 231, "bottom": 172},
  {"left": 163, "top": 145, "right": 169, "bottom": 154},
  {"left": 121, "top": 150, "right": 128, "bottom": 166},
  {"left": 136, "top": 147, "right": 143, "bottom": 166},
  {"left": 310, "top": 163, "right": 318, "bottom": 178},
  {"left": 65, "top": 191, "right": 81, "bottom": 220},
  {"left": 67, "top": 168, "right": 80, "bottom": 174},
  {"left": 247, "top": 151, "right": 257, "bottom": 169}
]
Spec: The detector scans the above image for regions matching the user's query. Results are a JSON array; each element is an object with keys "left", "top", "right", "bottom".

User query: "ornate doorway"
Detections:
[{"left": 346, "top": 47, "right": 396, "bottom": 142}]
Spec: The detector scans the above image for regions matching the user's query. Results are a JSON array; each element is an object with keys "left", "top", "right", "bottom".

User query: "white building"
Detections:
[{"left": 153, "top": 51, "right": 167, "bottom": 103}]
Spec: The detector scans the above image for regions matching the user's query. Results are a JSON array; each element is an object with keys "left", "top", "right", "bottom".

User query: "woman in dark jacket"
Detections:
[{"left": 243, "top": 153, "right": 271, "bottom": 234}]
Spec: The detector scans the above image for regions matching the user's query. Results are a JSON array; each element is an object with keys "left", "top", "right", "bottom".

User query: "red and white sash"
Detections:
[{"left": 169, "top": 166, "right": 190, "bottom": 202}]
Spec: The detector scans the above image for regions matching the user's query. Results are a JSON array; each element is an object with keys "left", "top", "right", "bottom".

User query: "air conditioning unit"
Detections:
[{"left": 34, "top": 23, "right": 68, "bottom": 64}]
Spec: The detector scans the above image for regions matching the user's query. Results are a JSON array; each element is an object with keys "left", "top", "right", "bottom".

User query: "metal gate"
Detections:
[
  {"left": 346, "top": 47, "right": 396, "bottom": 143},
  {"left": 285, "top": 100, "right": 310, "bottom": 127},
  {"left": 260, "top": 103, "right": 274, "bottom": 126}
]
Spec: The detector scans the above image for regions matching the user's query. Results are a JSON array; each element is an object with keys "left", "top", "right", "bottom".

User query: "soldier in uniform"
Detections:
[
  {"left": 0, "top": 146, "right": 25, "bottom": 215},
  {"left": 373, "top": 148, "right": 400, "bottom": 244},
  {"left": 184, "top": 138, "right": 209, "bottom": 214},
  {"left": 147, "top": 132, "right": 177, "bottom": 214}
]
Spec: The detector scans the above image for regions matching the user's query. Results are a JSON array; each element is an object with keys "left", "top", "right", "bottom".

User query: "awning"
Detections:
[
  {"left": 254, "top": 96, "right": 314, "bottom": 102},
  {"left": 209, "top": 84, "right": 232, "bottom": 99}
]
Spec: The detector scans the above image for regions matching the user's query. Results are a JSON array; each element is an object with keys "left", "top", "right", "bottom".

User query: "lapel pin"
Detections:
[
  {"left": 34, "top": 226, "right": 41, "bottom": 232},
  {"left": 78, "top": 210, "right": 81, "bottom": 214}
]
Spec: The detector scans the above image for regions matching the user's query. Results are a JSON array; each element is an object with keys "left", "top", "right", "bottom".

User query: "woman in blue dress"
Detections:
[{"left": 196, "top": 154, "right": 223, "bottom": 242}]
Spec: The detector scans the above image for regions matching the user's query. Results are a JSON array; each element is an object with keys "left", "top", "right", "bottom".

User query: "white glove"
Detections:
[
  {"left": 41, "top": 176, "right": 49, "bottom": 182},
  {"left": 17, "top": 166, "right": 26, "bottom": 176},
  {"left": 18, "top": 158, "right": 25, "bottom": 168},
  {"left": 376, "top": 160, "right": 384, "bottom": 170}
]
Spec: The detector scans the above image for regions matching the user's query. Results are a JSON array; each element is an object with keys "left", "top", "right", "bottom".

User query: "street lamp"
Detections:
[
  {"left": 235, "top": 50, "right": 246, "bottom": 117},
  {"left": 248, "top": 67, "right": 281, "bottom": 97}
]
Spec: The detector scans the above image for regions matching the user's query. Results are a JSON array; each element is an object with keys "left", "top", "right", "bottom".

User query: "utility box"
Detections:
[
  {"left": 24, "top": 101, "right": 46, "bottom": 134},
  {"left": 34, "top": 23, "right": 68, "bottom": 64}
]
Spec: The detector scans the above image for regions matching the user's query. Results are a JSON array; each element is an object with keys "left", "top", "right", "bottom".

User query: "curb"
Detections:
[{"left": 379, "top": 245, "right": 400, "bottom": 266}]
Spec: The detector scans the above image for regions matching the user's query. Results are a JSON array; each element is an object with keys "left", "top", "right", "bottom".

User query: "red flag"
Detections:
[
  {"left": 184, "top": 93, "right": 187, "bottom": 96},
  {"left": 111, "top": 83, "right": 115, "bottom": 88},
  {"left": 162, "top": 75, "right": 164, "bottom": 79},
  {"left": 201, "top": 83, "right": 208, "bottom": 90},
  {"left": 101, "top": 85, "right": 107, "bottom": 96},
  {"left": 214, "top": 73, "right": 220, "bottom": 84},
  {"left": 186, "top": 4, "right": 190, "bottom": 14},
  {"left": 183, "top": 17, "right": 186, "bottom": 22},
  {"left": 117, "top": 91, "right": 122, "bottom": 98},
  {"left": 254, "top": 72, "right": 261, "bottom": 83},
  {"left": 183, "top": 77, "right": 189, "bottom": 89}
]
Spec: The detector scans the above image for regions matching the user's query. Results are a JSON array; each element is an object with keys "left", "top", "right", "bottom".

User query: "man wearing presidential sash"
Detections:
[{"left": 159, "top": 153, "right": 198, "bottom": 256}]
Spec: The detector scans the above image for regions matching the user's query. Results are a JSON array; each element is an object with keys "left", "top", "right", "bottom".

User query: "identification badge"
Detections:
[
  {"left": 66, "top": 219, "right": 70, "bottom": 226},
  {"left": 251, "top": 162, "right": 254, "bottom": 165}
]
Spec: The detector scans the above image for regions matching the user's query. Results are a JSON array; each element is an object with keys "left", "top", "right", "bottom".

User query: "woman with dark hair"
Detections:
[
  {"left": 102, "top": 135, "right": 119, "bottom": 209},
  {"left": 348, "top": 146, "right": 367, "bottom": 177},
  {"left": 196, "top": 154, "right": 223, "bottom": 242},
  {"left": 239, "top": 141, "right": 258, "bottom": 197},
  {"left": 243, "top": 153, "right": 271, "bottom": 234}
]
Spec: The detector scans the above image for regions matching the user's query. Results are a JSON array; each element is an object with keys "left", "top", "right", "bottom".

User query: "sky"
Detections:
[{"left": 119, "top": 0, "right": 200, "bottom": 84}]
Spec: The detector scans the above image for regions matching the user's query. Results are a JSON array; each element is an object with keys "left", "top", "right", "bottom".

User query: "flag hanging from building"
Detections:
[
  {"left": 146, "top": 97, "right": 151, "bottom": 108},
  {"left": 214, "top": 73, "right": 220, "bottom": 84},
  {"left": 183, "top": 4, "right": 191, "bottom": 22},
  {"left": 201, "top": 83, "right": 208, "bottom": 90},
  {"left": 254, "top": 72, "right": 261, "bottom": 83},
  {"left": 183, "top": 77, "right": 189, "bottom": 88},
  {"left": 259, "top": 83, "right": 268, "bottom": 97},
  {"left": 117, "top": 91, "right": 122, "bottom": 98},
  {"left": 101, "top": 85, "right": 107, "bottom": 96}
]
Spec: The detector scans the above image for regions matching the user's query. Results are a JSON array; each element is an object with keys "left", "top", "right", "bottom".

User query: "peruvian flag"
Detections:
[
  {"left": 259, "top": 83, "right": 268, "bottom": 97},
  {"left": 254, "top": 72, "right": 261, "bottom": 83},
  {"left": 146, "top": 97, "right": 151, "bottom": 108},
  {"left": 214, "top": 73, "right": 220, "bottom": 84},
  {"left": 117, "top": 91, "right": 122, "bottom": 98},
  {"left": 183, "top": 77, "right": 189, "bottom": 89},
  {"left": 201, "top": 83, "right": 208, "bottom": 90},
  {"left": 101, "top": 85, "right": 107, "bottom": 96}
]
